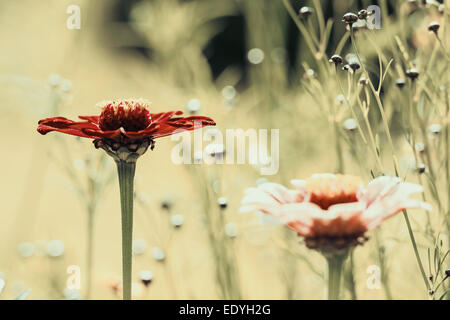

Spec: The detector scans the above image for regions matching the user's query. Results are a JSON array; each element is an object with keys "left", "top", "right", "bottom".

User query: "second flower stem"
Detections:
[
  {"left": 116, "top": 160, "right": 136, "bottom": 300},
  {"left": 325, "top": 252, "right": 348, "bottom": 300}
]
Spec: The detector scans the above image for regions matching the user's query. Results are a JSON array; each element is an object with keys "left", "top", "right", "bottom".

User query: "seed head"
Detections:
[
  {"left": 171, "top": 214, "right": 184, "bottom": 228},
  {"left": 342, "top": 12, "right": 359, "bottom": 25},
  {"left": 344, "top": 119, "right": 357, "bottom": 132},
  {"left": 299, "top": 7, "right": 313, "bottom": 20},
  {"left": 428, "top": 21, "right": 440, "bottom": 33},
  {"left": 329, "top": 54, "right": 343, "bottom": 65},
  {"left": 358, "top": 9, "right": 368, "bottom": 20},
  {"left": 396, "top": 78, "right": 406, "bottom": 88},
  {"left": 359, "top": 77, "right": 368, "bottom": 85},
  {"left": 445, "top": 269, "right": 450, "bottom": 277},
  {"left": 417, "top": 164, "right": 426, "bottom": 174},
  {"left": 406, "top": 68, "right": 419, "bottom": 80},
  {"left": 139, "top": 270, "right": 153, "bottom": 287},
  {"left": 218, "top": 197, "right": 228, "bottom": 210},
  {"left": 349, "top": 61, "right": 361, "bottom": 71},
  {"left": 415, "top": 142, "right": 426, "bottom": 153}
]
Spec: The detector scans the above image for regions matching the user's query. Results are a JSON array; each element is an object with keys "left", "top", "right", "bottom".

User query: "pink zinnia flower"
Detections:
[{"left": 242, "top": 174, "right": 431, "bottom": 252}]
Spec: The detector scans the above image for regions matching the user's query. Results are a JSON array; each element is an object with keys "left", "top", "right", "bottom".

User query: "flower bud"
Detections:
[
  {"left": 417, "top": 163, "right": 426, "bottom": 174},
  {"left": 299, "top": 7, "right": 313, "bottom": 20},
  {"left": 428, "top": 21, "right": 440, "bottom": 33},
  {"left": 396, "top": 78, "right": 406, "bottom": 88},
  {"left": 406, "top": 68, "right": 419, "bottom": 80},
  {"left": 218, "top": 197, "right": 228, "bottom": 210},
  {"left": 358, "top": 9, "right": 368, "bottom": 20},
  {"left": 329, "top": 54, "right": 343, "bottom": 65},
  {"left": 343, "top": 13, "right": 359, "bottom": 25},
  {"left": 139, "top": 270, "right": 153, "bottom": 287}
]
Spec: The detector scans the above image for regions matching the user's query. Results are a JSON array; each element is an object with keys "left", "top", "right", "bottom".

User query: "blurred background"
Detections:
[{"left": 0, "top": 0, "right": 448, "bottom": 300}]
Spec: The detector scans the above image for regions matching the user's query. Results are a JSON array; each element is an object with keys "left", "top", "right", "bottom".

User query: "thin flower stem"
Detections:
[
  {"left": 403, "top": 210, "right": 431, "bottom": 293},
  {"left": 325, "top": 252, "right": 348, "bottom": 300},
  {"left": 86, "top": 206, "right": 95, "bottom": 300},
  {"left": 349, "top": 25, "right": 431, "bottom": 296},
  {"left": 116, "top": 160, "right": 136, "bottom": 300}
]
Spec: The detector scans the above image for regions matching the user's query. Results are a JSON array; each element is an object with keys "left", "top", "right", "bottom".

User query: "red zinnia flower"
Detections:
[
  {"left": 37, "top": 99, "right": 215, "bottom": 161},
  {"left": 38, "top": 98, "right": 214, "bottom": 145},
  {"left": 37, "top": 98, "right": 216, "bottom": 300}
]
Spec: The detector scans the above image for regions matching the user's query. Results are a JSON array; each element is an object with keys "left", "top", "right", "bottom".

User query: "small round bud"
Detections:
[
  {"left": 445, "top": 269, "right": 450, "bottom": 277},
  {"left": 342, "top": 64, "right": 351, "bottom": 71},
  {"left": 161, "top": 197, "right": 173, "bottom": 211},
  {"left": 132, "top": 239, "right": 147, "bottom": 255},
  {"left": 329, "top": 54, "right": 343, "bottom": 65},
  {"left": 429, "top": 124, "right": 442, "bottom": 135},
  {"left": 428, "top": 21, "right": 440, "bottom": 33},
  {"left": 349, "top": 61, "right": 361, "bottom": 71},
  {"left": 304, "top": 69, "right": 316, "bottom": 79},
  {"left": 396, "top": 78, "right": 406, "bottom": 88},
  {"left": 406, "top": 68, "right": 419, "bottom": 80},
  {"left": 299, "top": 7, "right": 313, "bottom": 19},
  {"left": 225, "top": 222, "right": 238, "bottom": 239},
  {"left": 344, "top": 119, "right": 357, "bottom": 132},
  {"left": 415, "top": 142, "right": 426, "bottom": 153},
  {"left": 342, "top": 13, "right": 359, "bottom": 25},
  {"left": 218, "top": 197, "right": 228, "bottom": 210},
  {"left": 170, "top": 214, "right": 184, "bottom": 228},
  {"left": 186, "top": 99, "right": 201, "bottom": 114},
  {"left": 46, "top": 240, "right": 65, "bottom": 258},
  {"left": 151, "top": 247, "right": 165, "bottom": 262},
  {"left": 359, "top": 77, "right": 368, "bottom": 85},
  {"left": 358, "top": 9, "right": 368, "bottom": 20},
  {"left": 417, "top": 163, "right": 426, "bottom": 174},
  {"left": 139, "top": 270, "right": 153, "bottom": 287}
]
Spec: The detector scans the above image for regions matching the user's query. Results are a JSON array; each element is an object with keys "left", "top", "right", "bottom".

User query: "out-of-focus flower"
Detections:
[
  {"left": 225, "top": 222, "right": 238, "bottom": 238},
  {"left": 0, "top": 278, "right": 5, "bottom": 296},
  {"left": 241, "top": 174, "right": 431, "bottom": 253},
  {"left": 160, "top": 196, "right": 174, "bottom": 211},
  {"left": 48, "top": 74, "right": 61, "bottom": 87},
  {"left": 415, "top": 142, "right": 426, "bottom": 153},
  {"left": 17, "top": 242, "right": 36, "bottom": 258},
  {"left": 64, "top": 288, "right": 81, "bottom": 300},
  {"left": 132, "top": 239, "right": 147, "bottom": 255},
  {"left": 151, "top": 247, "right": 166, "bottom": 262},
  {"left": 139, "top": 270, "right": 153, "bottom": 287},
  {"left": 248, "top": 48, "right": 264, "bottom": 65},
  {"left": 343, "top": 119, "right": 357, "bottom": 132},
  {"left": 429, "top": 123, "right": 442, "bottom": 136},
  {"left": 60, "top": 79, "right": 72, "bottom": 93},
  {"left": 218, "top": 197, "right": 228, "bottom": 210},
  {"left": 298, "top": 7, "right": 313, "bottom": 20},
  {"left": 46, "top": 240, "right": 65, "bottom": 258},
  {"left": 37, "top": 99, "right": 215, "bottom": 160},
  {"left": 171, "top": 214, "right": 184, "bottom": 228},
  {"left": 186, "top": 99, "right": 201, "bottom": 114}
]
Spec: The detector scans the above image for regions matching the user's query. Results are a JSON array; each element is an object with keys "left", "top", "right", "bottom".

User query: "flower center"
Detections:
[
  {"left": 305, "top": 174, "right": 362, "bottom": 210},
  {"left": 98, "top": 99, "right": 152, "bottom": 132}
]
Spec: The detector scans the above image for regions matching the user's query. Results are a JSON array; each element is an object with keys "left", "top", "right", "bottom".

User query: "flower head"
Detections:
[
  {"left": 241, "top": 174, "right": 431, "bottom": 253},
  {"left": 38, "top": 98, "right": 216, "bottom": 161}
]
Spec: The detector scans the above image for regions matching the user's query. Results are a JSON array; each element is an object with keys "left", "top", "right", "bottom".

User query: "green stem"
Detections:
[
  {"left": 402, "top": 210, "right": 431, "bottom": 293},
  {"left": 116, "top": 160, "right": 136, "bottom": 300},
  {"left": 86, "top": 206, "right": 95, "bottom": 300},
  {"left": 325, "top": 252, "right": 348, "bottom": 300}
]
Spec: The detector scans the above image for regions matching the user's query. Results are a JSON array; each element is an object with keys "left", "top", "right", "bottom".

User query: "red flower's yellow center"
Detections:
[
  {"left": 98, "top": 99, "right": 151, "bottom": 132},
  {"left": 305, "top": 174, "right": 362, "bottom": 210}
]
